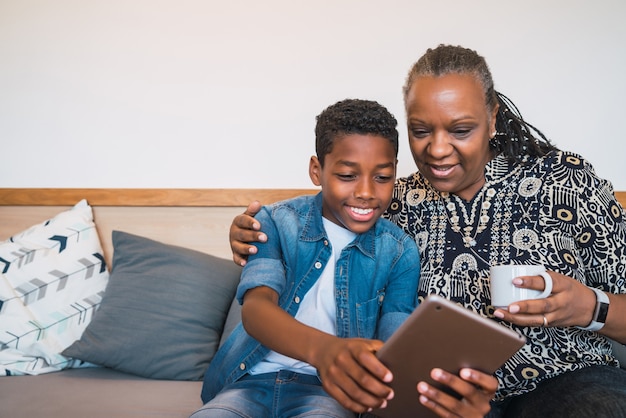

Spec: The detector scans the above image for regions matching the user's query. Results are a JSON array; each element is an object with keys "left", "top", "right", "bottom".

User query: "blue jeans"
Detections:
[
  {"left": 191, "top": 370, "right": 356, "bottom": 418},
  {"left": 487, "top": 365, "right": 626, "bottom": 418}
]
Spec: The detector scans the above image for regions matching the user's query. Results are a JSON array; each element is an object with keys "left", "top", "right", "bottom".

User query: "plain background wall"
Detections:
[{"left": 1, "top": 0, "right": 625, "bottom": 189}]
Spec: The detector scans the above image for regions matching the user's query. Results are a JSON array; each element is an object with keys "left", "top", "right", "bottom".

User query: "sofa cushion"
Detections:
[
  {"left": 0, "top": 367, "right": 203, "bottom": 418},
  {"left": 0, "top": 200, "right": 109, "bottom": 376},
  {"left": 63, "top": 231, "right": 241, "bottom": 380}
]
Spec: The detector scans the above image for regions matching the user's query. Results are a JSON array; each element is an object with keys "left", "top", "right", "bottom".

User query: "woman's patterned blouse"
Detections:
[{"left": 384, "top": 150, "right": 626, "bottom": 400}]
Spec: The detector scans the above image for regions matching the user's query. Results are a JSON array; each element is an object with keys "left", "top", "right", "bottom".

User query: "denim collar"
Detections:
[{"left": 299, "top": 192, "right": 377, "bottom": 259}]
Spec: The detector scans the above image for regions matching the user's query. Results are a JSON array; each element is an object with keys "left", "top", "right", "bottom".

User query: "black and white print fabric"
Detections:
[{"left": 386, "top": 150, "right": 626, "bottom": 400}]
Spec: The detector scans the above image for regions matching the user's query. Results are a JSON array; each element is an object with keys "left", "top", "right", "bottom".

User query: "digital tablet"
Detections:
[{"left": 372, "top": 294, "right": 526, "bottom": 418}]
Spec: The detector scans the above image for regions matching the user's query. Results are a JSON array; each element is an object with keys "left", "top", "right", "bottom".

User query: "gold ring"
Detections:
[{"left": 542, "top": 315, "right": 548, "bottom": 327}]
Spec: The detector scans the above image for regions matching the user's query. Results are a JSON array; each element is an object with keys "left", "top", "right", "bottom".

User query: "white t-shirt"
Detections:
[{"left": 249, "top": 217, "right": 356, "bottom": 375}]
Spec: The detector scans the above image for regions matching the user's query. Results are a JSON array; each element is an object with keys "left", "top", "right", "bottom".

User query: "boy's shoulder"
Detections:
[
  {"left": 264, "top": 193, "right": 319, "bottom": 214},
  {"left": 268, "top": 193, "right": 318, "bottom": 207},
  {"left": 259, "top": 193, "right": 321, "bottom": 224},
  {"left": 374, "top": 216, "right": 414, "bottom": 243}
]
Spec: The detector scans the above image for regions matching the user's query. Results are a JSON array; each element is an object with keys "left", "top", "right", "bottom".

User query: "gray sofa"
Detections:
[
  {"left": 0, "top": 229, "right": 243, "bottom": 418},
  {"left": 0, "top": 287, "right": 242, "bottom": 418},
  {"left": 1, "top": 193, "right": 625, "bottom": 418}
]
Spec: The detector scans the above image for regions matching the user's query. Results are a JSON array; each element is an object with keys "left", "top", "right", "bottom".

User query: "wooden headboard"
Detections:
[
  {"left": 0, "top": 188, "right": 318, "bottom": 266},
  {"left": 1, "top": 188, "right": 624, "bottom": 267}
]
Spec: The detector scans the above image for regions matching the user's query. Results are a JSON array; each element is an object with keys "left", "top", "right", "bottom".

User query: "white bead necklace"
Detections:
[{"left": 443, "top": 187, "right": 495, "bottom": 248}]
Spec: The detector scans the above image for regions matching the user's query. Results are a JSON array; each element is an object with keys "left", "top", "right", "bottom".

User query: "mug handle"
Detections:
[{"left": 537, "top": 272, "right": 553, "bottom": 298}]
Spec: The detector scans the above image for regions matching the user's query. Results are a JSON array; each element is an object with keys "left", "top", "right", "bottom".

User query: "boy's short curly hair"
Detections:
[{"left": 315, "top": 99, "right": 399, "bottom": 166}]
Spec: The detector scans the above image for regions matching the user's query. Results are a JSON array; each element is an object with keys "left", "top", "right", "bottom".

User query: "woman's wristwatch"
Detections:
[{"left": 577, "top": 287, "right": 610, "bottom": 331}]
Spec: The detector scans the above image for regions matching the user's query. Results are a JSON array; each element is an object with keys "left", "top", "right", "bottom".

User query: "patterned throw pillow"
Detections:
[{"left": 0, "top": 200, "right": 109, "bottom": 376}]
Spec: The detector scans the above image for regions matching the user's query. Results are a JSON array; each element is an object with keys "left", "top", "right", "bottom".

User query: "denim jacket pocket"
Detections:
[{"left": 355, "top": 289, "right": 385, "bottom": 338}]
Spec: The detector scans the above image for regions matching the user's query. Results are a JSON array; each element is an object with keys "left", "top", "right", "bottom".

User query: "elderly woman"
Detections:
[{"left": 228, "top": 45, "right": 626, "bottom": 417}]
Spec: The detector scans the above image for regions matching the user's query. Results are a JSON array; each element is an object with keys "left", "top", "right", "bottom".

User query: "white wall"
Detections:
[{"left": 2, "top": 0, "right": 625, "bottom": 189}]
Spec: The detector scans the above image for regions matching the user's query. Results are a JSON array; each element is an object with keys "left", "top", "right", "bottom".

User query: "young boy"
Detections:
[{"left": 193, "top": 99, "right": 420, "bottom": 417}]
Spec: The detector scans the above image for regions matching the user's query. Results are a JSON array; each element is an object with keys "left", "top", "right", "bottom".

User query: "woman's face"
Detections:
[{"left": 405, "top": 73, "right": 497, "bottom": 201}]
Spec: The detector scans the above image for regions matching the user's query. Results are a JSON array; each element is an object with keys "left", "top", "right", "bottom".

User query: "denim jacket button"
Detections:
[
  {"left": 294, "top": 296, "right": 301, "bottom": 303},
  {"left": 315, "top": 261, "right": 322, "bottom": 269},
  {"left": 239, "top": 363, "right": 246, "bottom": 370}
]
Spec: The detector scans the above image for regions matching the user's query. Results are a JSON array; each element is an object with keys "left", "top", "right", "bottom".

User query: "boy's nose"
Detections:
[{"left": 355, "top": 178, "right": 374, "bottom": 199}]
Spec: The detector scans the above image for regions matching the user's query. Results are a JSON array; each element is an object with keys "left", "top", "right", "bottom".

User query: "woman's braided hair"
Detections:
[{"left": 403, "top": 44, "right": 557, "bottom": 162}]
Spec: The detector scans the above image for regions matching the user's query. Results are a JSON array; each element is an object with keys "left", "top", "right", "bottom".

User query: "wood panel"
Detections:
[
  {"left": 1, "top": 188, "right": 624, "bottom": 208},
  {"left": 0, "top": 189, "right": 318, "bottom": 266},
  {"left": 0, "top": 188, "right": 319, "bottom": 207},
  {"left": 1, "top": 188, "right": 625, "bottom": 267},
  {"left": 616, "top": 191, "right": 626, "bottom": 209},
  {"left": 0, "top": 205, "right": 244, "bottom": 265}
]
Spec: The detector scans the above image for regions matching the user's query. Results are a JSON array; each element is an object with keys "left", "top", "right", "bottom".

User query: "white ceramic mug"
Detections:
[{"left": 489, "top": 264, "right": 553, "bottom": 308}]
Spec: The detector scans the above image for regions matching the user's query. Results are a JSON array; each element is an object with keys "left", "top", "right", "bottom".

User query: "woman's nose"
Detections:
[{"left": 428, "top": 132, "right": 453, "bottom": 158}]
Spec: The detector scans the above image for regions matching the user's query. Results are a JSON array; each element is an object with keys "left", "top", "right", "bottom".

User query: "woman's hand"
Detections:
[
  {"left": 229, "top": 201, "right": 266, "bottom": 266},
  {"left": 493, "top": 271, "right": 595, "bottom": 328},
  {"left": 417, "top": 368, "right": 497, "bottom": 417},
  {"left": 494, "top": 271, "right": 626, "bottom": 342}
]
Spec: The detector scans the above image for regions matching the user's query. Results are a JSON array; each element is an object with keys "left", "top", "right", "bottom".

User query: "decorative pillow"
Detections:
[
  {"left": 62, "top": 231, "right": 241, "bottom": 380},
  {"left": 0, "top": 200, "right": 109, "bottom": 376}
]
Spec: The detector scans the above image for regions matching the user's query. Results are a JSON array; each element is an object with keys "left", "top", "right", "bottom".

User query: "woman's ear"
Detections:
[{"left": 309, "top": 156, "right": 322, "bottom": 186}]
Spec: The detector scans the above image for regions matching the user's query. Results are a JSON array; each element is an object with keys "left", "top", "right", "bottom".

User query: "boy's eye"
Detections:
[
  {"left": 375, "top": 175, "right": 393, "bottom": 183},
  {"left": 337, "top": 174, "right": 356, "bottom": 181}
]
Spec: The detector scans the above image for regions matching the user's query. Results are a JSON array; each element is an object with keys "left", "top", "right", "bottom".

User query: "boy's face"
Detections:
[{"left": 309, "top": 133, "right": 397, "bottom": 234}]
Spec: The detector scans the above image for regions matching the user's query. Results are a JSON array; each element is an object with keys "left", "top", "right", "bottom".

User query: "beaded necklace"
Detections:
[{"left": 442, "top": 187, "right": 495, "bottom": 248}]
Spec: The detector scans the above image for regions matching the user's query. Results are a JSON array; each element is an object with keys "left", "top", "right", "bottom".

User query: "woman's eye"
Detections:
[
  {"left": 411, "top": 129, "right": 429, "bottom": 138},
  {"left": 452, "top": 128, "right": 472, "bottom": 138}
]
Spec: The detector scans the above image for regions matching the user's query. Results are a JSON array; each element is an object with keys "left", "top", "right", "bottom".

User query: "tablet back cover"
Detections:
[{"left": 372, "top": 294, "right": 525, "bottom": 418}]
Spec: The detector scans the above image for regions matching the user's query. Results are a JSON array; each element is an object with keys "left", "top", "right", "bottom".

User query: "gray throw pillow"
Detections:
[{"left": 62, "top": 231, "right": 241, "bottom": 380}]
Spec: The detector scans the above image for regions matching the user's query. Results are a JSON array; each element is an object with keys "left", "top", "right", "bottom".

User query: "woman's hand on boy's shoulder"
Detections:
[{"left": 230, "top": 200, "right": 266, "bottom": 266}]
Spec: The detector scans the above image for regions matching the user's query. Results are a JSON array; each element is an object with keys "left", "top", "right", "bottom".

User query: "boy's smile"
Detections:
[{"left": 309, "top": 133, "right": 397, "bottom": 234}]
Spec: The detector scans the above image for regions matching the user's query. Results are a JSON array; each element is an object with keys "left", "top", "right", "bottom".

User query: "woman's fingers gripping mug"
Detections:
[{"left": 489, "top": 264, "right": 553, "bottom": 308}]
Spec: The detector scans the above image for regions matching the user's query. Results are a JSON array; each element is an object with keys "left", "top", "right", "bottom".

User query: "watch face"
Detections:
[{"left": 596, "top": 302, "right": 610, "bottom": 323}]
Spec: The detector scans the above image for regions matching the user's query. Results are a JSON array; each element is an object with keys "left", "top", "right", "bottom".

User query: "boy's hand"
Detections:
[
  {"left": 312, "top": 335, "right": 498, "bottom": 416},
  {"left": 312, "top": 337, "right": 393, "bottom": 413}
]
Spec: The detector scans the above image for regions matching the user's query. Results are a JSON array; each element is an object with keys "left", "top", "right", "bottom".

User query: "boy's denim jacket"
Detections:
[{"left": 201, "top": 192, "right": 420, "bottom": 402}]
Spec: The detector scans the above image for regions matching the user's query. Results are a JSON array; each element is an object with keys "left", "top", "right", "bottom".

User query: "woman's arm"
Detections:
[{"left": 495, "top": 161, "right": 626, "bottom": 342}]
